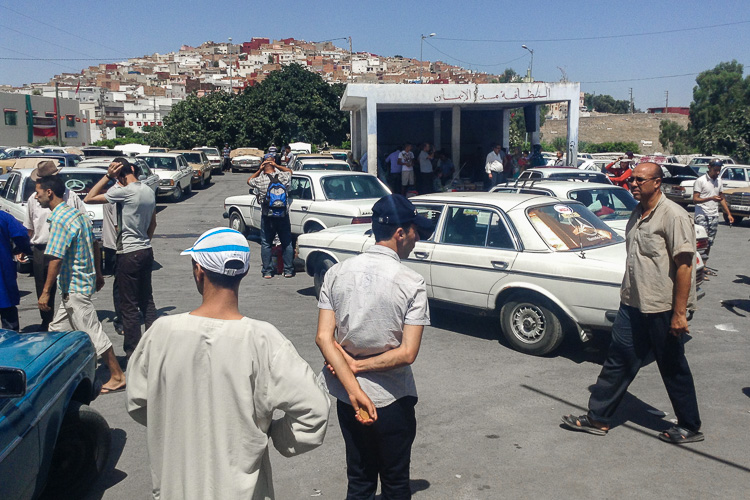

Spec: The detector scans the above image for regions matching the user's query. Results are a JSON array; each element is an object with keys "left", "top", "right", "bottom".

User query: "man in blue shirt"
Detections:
[{"left": 0, "top": 211, "right": 31, "bottom": 330}]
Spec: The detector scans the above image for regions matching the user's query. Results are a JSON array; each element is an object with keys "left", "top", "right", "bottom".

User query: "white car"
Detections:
[
  {"left": 289, "top": 156, "right": 351, "bottom": 171},
  {"left": 687, "top": 155, "right": 735, "bottom": 168},
  {"left": 77, "top": 157, "right": 160, "bottom": 195},
  {"left": 517, "top": 167, "right": 612, "bottom": 184},
  {"left": 230, "top": 153, "right": 262, "bottom": 173},
  {"left": 299, "top": 192, "right": 632, "bottom": 356},
  {"left": 661, "top": 164, "right": 701, "bottom": 206},
  {"left": 137, "top": 153, "right": 193, "bottom": 202},
  {"left": 192, "top": 147, "right": 223, "bottom": 173},
  {"left": 0, "top": 166, "right": 113, "bottom": 240},
  {"left": 224, "top": 171, "right": 390, "bottom": 236}
]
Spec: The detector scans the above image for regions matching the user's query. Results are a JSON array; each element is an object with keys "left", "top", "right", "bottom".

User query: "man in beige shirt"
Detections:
[{"left": 562, "top": 163, "right": 703, "bottom": 444}]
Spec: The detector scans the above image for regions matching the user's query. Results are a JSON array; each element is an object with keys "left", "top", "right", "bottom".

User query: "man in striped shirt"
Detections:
[{"left": 37, "top": 174, "right": 126, "bottom": 394}]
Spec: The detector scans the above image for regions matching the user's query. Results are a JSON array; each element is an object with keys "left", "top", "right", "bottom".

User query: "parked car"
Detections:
[
  {"left": 81, "top": 147, "right": 137, "bottom": 158},
  {"left": 137, "top": 153, "right": 193, "bottom": 202},
  {"left": 148, "top": 147, "right": 169, "bottom": 153},
  {"left": 224, "top": 171, "right": 390, "bottom": 236},
  {"left": 230, "top": 152, "right": 262, "bottom": 173},
  {"left": 0, "top": 148, "right": 38, "bottom": 172},
  {"left": 0, "top": 166, "right": 112, "bottom": 240},
  {"left": 577, "top": 159, "right": 600, "bottom": 171},
  {"left": 661, "top": 164, "right": 699, "bottom": 206},
  {"left": 687, "top": 155, "right": 735, "bottom": 168},
  {"left": 289, "top": 156, "right": 351, "bottom": 171},
  {"left": 0, "top": 329, "right": 110, "bottom": 499},
  {"left": 322, "top": 150, "right": 350, "bottom": 162},
  {"left": 721, "top": 186, "right": 750, "bottom": 224},
  {"left": 716, "top": 164, "right": 750, "bottom": 190},
  {"left": 76, "top": 157, "right": 160, "bottom": 195},
  {"left": 14, "top": 153, "right": 82, "bottom": 167},
  {"left": 192, "top": 147, "right": 222, "bottom": 173},
  {"left": 299, "top": 192, "right": 631, "bottom": 356},
  {"left": 517, "top": 167, "right": 612, "bottom": 184},
  {"left": 171, "top": 150, "right": 212, "bottom": 188}
]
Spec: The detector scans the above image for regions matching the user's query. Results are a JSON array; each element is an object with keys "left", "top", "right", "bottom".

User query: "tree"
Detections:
[
  {"left": 497, "top": 68, "right": 519, "bottom": 83},
  {"left": 583, "top": 93, "right": 631, "bottom": 114},
  {"left": 659, "top": 120, "right": 694, "bottom": 155}
]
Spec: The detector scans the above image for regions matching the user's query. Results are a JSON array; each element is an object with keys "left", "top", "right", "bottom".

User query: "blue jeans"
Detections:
[{"left": 260, "top": 215, "right": 294, "bottom": 276}]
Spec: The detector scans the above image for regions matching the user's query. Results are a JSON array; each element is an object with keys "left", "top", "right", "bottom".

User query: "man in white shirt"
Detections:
[
  {"left": 398, "top": 144, "right": 415, "bottom": 195},
  {"left": 417, "top": 143, "right": 434, "bottom": 194},
  {"left": 692, "top": 159, "right": 733, "bottom": 269},
  {"left": 127, "top": 228, "right": 330, "bottom": 500},
  {"left": 553, "top": 151, "right": 565, "bottom": 166},
  {"left": 485, "top": 143, "right": 505, "bottom": 188}
]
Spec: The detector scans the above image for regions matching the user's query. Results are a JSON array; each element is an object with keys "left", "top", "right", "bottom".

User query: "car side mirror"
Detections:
[{"left": 0, "top": 368, "right": 26, "bottom": 398}]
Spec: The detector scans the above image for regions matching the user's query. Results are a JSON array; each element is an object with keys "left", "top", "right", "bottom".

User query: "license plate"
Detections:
[{"left": 731, "top": 205, "right": 750, "bottom": 212}]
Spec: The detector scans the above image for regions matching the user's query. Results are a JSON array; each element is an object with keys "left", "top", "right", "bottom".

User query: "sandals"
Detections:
[
  {"left": 561, "top": 414, "right": 609, "bottom": 436},
  {"left": 658, "top": 425, "right": 704, "bottom": 444}
]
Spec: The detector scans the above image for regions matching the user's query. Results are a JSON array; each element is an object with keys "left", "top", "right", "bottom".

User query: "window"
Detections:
[
  {"left": 66, "top": 115, "right": 75, "bottom": 127},
  {"left": 22, "top": 178, "right": 36, "bottom": 202},
  {"left": 722, "top": 168, "right": 747, "bottom": 181},
  {"left": 4, "top": 174, "right": 21, "bottom": 202},
  {"left": 290, "top": 177, "right": 313, "bottom": 200},
  {"left": 486, "top": 213, "right": 515, "bottom": 249},
  {"left": 526, "top": 203, "right": 623, "bottom": 251},
  {"left": 413, "top": 204, "right": 444, "bottom": 241},
  {"left": 441, "top": 207, "right": 493, "bottom": 247},
  {"left": 320, "top": 175, "right": 389, "bottom": 200},
  {"left": 4, "top": 109, "right": 17, "bottom": 126},
  {"left": 568, "top": 188, "right": 637, "bottom": 221}
]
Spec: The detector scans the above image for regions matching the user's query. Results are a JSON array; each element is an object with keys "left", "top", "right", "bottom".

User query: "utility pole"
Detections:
[
  {"left": 98, "top": 89, "right": 106, "bottom": 140},
  {"left": 665, "top": 90, "right": 669, "bottom": 112},
  {"left": 629, "top": 87, "right": 634, "bottom": 114},
  {"left": 348, "top": 36, "right": 353, "bottom": 83},
  {"left": 228, "top": 37, "right": 233, "bottom": 94},
  {"left": 54, "top": 82, "right": 63, "bottom": 146}
]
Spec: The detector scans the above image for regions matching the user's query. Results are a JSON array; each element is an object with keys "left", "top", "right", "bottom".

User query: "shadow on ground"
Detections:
[
  {"left": 720, "top": 299, "right": 750, "bottom": 317},
  {"left": 733, "top": 274, "right": 750, "bottom": 285},
  {"left": 79, "top": 428, "right": 129, "bottom": 500}
]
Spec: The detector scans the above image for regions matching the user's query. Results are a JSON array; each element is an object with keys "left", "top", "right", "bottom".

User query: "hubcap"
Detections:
[{"left": 511, "top": 304, "right": 546, "bottom": 344}]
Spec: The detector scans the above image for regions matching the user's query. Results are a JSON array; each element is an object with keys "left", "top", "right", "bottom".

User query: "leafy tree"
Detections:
[
  {"left": 583, "top": 93, "right": 631, "bottom": 114},
  {"left": 497, "top": 68, "right": 519, "bottom": 83},
  {"left": 659, "top": 120, "right": 695, "bottom": 155},
  {"left": 579, "top": 141, "right": 640, "bottom": 154}
]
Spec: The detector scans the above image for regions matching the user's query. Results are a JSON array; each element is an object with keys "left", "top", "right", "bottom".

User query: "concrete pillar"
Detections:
[
  {"left": 350, "top": 110, "right": 359, "bottom": 158},
  {"left": 433, "top": 110, "right": 441, "bottom": 150},
  {"left": 502, "top": 109, "right": 511, "bottom": 150},
  {"left": 451, "top": 106, "right": 461, "bottom": 172},
  {"left": 359, "top": 108, "right": 367, "bottom": 162},
  {"left": 531, "top": 105, "right": 541, "bottom": 145},
  {"left": 566, "top": 100, "right": 579, "bottom": 166},
  {"left": 366, "top": 99, "right": 378, "bottom": 175}
]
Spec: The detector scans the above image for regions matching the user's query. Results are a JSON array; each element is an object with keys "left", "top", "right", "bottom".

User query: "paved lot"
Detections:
[{"left": 16, "top": 173, "right": 750, "bottom": 499}]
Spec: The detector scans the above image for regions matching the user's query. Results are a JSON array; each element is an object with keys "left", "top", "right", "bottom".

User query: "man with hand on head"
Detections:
[
  {"left": 127, "top": 228, "right": 329, "bottom": 500},
  {"left": 316, "top": 194, "right": 432, "bottom": 499}
]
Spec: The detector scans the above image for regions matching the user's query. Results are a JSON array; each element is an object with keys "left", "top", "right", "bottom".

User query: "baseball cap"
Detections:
[
  {"left": 372, "top": 194, "right": 434, "bottom": 237},
  {"left": 708, "top": 158, "right": 723, "bottom": 168},
  {"left": 263, "top": 153, "right": 275, "bottom": 160},
  {"left": 30, "top": 160, "right": 61, "bottom": 181},
  {"left": 181, "top": 228, "right": 250, "bottom": 276}
]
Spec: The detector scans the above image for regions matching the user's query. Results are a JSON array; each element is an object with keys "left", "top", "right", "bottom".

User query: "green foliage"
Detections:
[
  {"left": 340, "top": 140, "right": 351, "bottom": 149},
  {"left": 579, "top": 142, "right": 640, "bottom": 154},
  {"left": 32, "top": 138, "right": 57, "bottom": 147},
  {"left": 583, "top": 93, "right": 631, "bottom": 114},
  {"left": 659, "top": 120, "right": 695, "bottom": 155},
  {"left": 31, "top": 89, "right": 42, "bottom": 96},
  {"left": 497, "top": 68, "right": 518, "bottom": 83},
  {"left": 551, "top": 137, "right": 567, "bottom": 151}
]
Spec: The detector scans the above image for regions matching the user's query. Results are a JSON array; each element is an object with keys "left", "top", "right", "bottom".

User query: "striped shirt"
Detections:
[{"left": 45, "top": 203, "right": 96, "bottom": 295}]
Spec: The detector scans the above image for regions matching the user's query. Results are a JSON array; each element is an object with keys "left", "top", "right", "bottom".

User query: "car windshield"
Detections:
[
  {"left": 527, "top": 202, "right": 624, "bottom": 251},
  {"left": 301, "top": 163, "right": 350, "bottom": 171},
  {"left": 320, "top": 175, "right": 389, "bottom": 200},
  {"left": 181, "top": 153, "right": 204, "bottom": 163},
  {"left": 142, "top": 156, "right": 177, "bottom": 170},
  {"left": 548, "top": 172, "right": 610, "bottom": 184},
  {"left": 568, "top": 188, "right": 637, "bottom": 221},
  {"left": 57, "top": 172, "right": 114, "bottom": 195},
  {"left": 199, "top": 148, "right": 220, "bottom": 156}
]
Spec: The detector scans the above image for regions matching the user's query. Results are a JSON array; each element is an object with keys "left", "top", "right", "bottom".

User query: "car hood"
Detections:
[
  {"left": 234, "top": 155, "right": 261, "bottom": 161},
  {"left": 298, "top": 223, "right": 373, "bottom": 251},
  {"left": 0, "top": 330, "right": 72, "bottom": 370},
  {"left": 153, "top": 169, "right": 181, "bottom": 179}
]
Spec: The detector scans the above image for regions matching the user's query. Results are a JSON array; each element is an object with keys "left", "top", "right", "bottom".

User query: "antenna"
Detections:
[{"left": 557, "top": 66, "right": 568, "bottom": 82}]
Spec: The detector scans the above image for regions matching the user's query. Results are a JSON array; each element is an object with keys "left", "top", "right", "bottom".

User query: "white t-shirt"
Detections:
[
  {"left": 485, "top": 151, "right": 504, "bottom": 173},
  {"left": 399, "top": 151, "right": 414, "bottom": 172},
  {"left": 693, "top": 174, "right": 723, "bottom": 218}
]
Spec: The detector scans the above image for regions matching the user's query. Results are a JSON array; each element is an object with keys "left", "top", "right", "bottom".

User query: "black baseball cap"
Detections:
[
  {"left": 372, "top": 194, "right": 433, "bottom": 237},
  {"left": 708, "top": 158, "right": 723, "bottom": 168}
]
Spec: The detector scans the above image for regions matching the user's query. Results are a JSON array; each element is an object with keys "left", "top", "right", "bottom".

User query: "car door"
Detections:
[
  {"left": 0, "top": 173, "right": 23, "bottom": 222},
  {"left": 288, "top": 175, "right": 313, "bottom": 234},
  {"left": 178, "top": 157, "right": 191, "bottom": 187},
  {"left": 402, "top": 203, "right": 445, "bottom": 298},
  {"left": 137, "top": 161, "right": 159, "bottom": 194},
  {"left": 430, "top": 205, "right": 519, "bottom": 308},
  {"left": 721, "top": 167, "right": 749, "bottom": 190}
]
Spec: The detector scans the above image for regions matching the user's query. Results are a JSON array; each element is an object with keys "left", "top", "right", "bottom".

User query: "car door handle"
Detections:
[
  {"left": 491, "top": 260, "right": 508, "bottom": 270},
  {"left": 301, "top": 206, "right": 308, "bottom": 211},
  {"left": 414, "top": 251, "right": 430, "bottom": 259}
]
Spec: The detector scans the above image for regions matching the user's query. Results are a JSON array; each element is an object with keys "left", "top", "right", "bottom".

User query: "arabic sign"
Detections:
[{"left": 433, "top": 84, "right": 551, "bottom": 103}]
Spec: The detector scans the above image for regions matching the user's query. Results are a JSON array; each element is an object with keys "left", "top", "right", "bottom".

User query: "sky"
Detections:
[{"left": 1, "top": 0, "right": 749, "bottom": 109}]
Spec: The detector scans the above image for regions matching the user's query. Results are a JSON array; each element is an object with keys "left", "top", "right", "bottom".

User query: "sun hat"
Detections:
[
  {"left": 30, "top": 160, "right": 61, "bottom": 181},
  {"left": 181, "top": 228, "right": 250, "bottom": 276}
]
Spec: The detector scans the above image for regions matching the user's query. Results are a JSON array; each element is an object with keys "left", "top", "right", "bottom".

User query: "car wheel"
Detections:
[
  {"left": 229, "top": 210, "right": 248, "bottom": 237},
  {"left": 170, "top": 185, "right": 183, "bottom": 202},
  {"left": 500, "top": 294, "right": 564, "bottom": 356},
  {"left": 313, "top": 257, "right": 336, "bottom": 299},
  {"left": 43, "top": 402, "right": 111, "bottom": 498},
  {"left": 305, "top": 222, "right": 324, "bottom": 233}
]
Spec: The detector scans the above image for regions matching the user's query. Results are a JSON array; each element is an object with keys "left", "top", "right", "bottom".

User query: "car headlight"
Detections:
[{"left": 160, "top": 179, "right": 175, "bottom": 186}]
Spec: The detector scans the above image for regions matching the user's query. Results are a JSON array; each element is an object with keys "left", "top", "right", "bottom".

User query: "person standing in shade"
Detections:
[
  {"left": 24, "top": 160, "right": 87, "bottom": 330},
  {"left": 398, "top": 144, "right": 415, "bottom": 195},
  {"left": 316, "top": 194, "right": 432, "bottom": 498},
  {"left": 437, "top": 150, "right": 455, "bottom": 186},
  {"left": 38, "top": 174, "right": 126, "bottom": 394},
  {"left": 385, "top": 146, "right": 402, "bottom": 194},
  {"left": 692, "top": 158, "right": 733, "bottom": 273},
  {"left": 85, "top": 157, "right": 158, "bottom": 360},
  {"left": 222, "top": 143, "right": 231, "bottom": 171},
  {"left": 127, "top": 228, "right": 329, "bottom": 500},
  {"left": 562, "top": 163, "right": 703, "bottom": 444},
  {"left": 0, "top": 210, "right": 31, "bottom": 330},
  {"left": 485, "top": 143, "right": 505, "bottom": 188},
  {"left": 417, "top": 143, "right": 435, "bottom": 194},
  {"left": 247, "top": 154, "right": 294, "bottom": 278},
  {"left": 529, "top": 144, "right": 547, "bottom": 167}
]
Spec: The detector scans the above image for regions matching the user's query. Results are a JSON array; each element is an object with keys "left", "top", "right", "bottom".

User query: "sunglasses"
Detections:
[{"left": 628, "top": 176, "right": 658, "bottom": 184}]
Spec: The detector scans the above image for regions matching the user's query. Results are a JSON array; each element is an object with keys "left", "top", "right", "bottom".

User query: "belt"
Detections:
[{"left": 32, "top": 244, "right": 47, "bottom": 250}]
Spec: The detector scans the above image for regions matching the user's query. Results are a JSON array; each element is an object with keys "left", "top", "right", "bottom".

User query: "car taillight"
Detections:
[
  {"left": 351, "top": 217, "right": 372, "bottom": 224},
  {"left": 696, "top": 238, "right": 708, "bottom": 250}
]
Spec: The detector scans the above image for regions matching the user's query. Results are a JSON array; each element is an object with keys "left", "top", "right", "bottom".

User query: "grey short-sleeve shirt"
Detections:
[
  {"left": 620, "top": 194, "right": 697, "bottom": 313},
  {"left": 318, "top": 245, "right": 430, "bottom": 407},
  {"left": 104, "top": 182, "right": 156, "bottom": 254}
]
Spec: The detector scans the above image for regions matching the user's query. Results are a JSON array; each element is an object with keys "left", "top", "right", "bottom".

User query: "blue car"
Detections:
[{"left": 0, "top": 330, "right": 110, "bottom": 499}]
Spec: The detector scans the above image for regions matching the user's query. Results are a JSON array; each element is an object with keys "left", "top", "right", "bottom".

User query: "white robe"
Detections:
[{"left": 126, "top": 313, "right": 330, "bottom": 500}]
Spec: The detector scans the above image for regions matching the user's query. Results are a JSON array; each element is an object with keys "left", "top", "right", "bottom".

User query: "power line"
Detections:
[
  {"left": 0, "top": 23, "right": 117, "bottom": 59},
  {"left": 433, "top": 20, "right": 750, "bottom": 43},
  {"left": 581, "top": 72, "right": 699, "bottom": 84},
  {"left": 423, "top": 39, "right": 526, "bottom": 68},
  {"left": 0, "top": 56, "right": 127, "bottom": 61},
  {"left": 0, "top": 45, "right": 81, "bottom": 73}
]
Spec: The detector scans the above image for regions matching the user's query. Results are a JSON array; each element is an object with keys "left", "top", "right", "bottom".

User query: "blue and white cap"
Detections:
[{"left": 181, "top": 228, "right": 250, "bottom": 276}]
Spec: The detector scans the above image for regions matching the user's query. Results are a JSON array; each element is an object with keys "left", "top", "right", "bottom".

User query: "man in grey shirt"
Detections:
[
  {"left": 316, "top": 194, "right": 432, "bottom": 498},
  {"left": 86, "top": 157, "right": 157, "bottom": 359}
]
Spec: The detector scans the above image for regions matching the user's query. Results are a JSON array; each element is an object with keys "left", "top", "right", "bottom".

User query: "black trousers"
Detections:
[
  {"left": 0, "top": 306, "right": 19, "bottom": 331},
  {"left": 117, "top": 248, "right": 158, "bottom": 358},
  {"left": 32, "top": 245, "right": 55, "bottom": 329},
  {"left": 588, "top": 304, "right": 702, "bottom": 432},
  {"left": 337, "top": 396, "right": 417, "bottom": 500}
]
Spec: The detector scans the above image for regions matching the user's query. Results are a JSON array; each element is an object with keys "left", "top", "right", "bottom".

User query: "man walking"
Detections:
[
  {"left": 693, "top": 158, "right": 733, "bottom": 271},
  {"left": 485, "top": 143, "right": 505, "bottom": 188},
  {"left": 85, "top": 158, "right": 158, "bottom": 360},
  {"left": 222, "top": 143, "right": 231, "bottom": 171},
  {"left": 316, "top": 194, "right": 432, "bottom": 498},
  {"left": 24, "top": 160, "right": 87, "bottom": 330},
  {"left": 37, "top": 174, "right": 125, "bottom": 393},
  {"left": 562, "top": 163, "right": 703, "bottom": 444},
  {"left": 127, "top": 228, "right": 329, "bottom": 500},
  {"left": 247, "top": 154, "right": 294, "bottom": 278},
  {"left": 0, "top": 210, "right": 31, "bottom": 330}
]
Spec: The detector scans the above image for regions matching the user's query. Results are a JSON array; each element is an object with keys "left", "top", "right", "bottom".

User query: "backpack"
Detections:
[{"left": 264, "top": 174, "right": 288, "bottom": 217}]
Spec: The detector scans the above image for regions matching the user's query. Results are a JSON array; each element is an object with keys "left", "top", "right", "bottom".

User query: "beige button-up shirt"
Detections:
[{"left": 620, "top": 193, "right": 697, "bottom": 313}]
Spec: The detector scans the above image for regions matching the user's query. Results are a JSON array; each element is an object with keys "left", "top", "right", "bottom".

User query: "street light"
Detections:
[
  {"left": 228, "top": 37, "right": 233, "bottom": 94},
  {"left": 521, "top": 44, "right": 534, "bottom": 82},
  {"left": 420, "top": 33, "right": 436, "bottom": 83}
]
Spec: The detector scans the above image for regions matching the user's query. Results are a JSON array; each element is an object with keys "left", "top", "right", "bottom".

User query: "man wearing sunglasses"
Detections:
[{"left": 563, "top": 162, "right": 703, "bottom": 444}]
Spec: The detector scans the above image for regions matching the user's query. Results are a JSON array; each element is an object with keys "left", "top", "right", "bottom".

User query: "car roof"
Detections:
[
  {"left": 498, "top": 181, "right": 625, "bottom": 194},
  {"left": 137, "top": 152, "right": 183, "bottom": 158},
  {"left": 525, "top": 167, "right": 585, "bottom": 174},
  {"left": 10, "top": 166, "right": 108, "bottom": 178},
  {"left": 296, "top": 154, "right": 335, "bottom": 160},
  {"left": 171, "top": 149, "right": 203, "bottom": 154},
  {"left": 409, "top": 191, "right": 565, "bottom": 211},
  {"left": 297, "top": 158, "right": 348, "bottom": 165},
  {"left": 292, "top": 171, "right": 375, "bottom": 179}
]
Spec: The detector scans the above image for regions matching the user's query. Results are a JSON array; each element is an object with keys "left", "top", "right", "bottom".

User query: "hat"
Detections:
[
  {"left": 181, "top": 228, "right": 250, "bottom": 276},
  {"left": 372, "top": 194, "right": 433, "bottom": 235},
  {"left": 263, "top": 153, "right": 275, "bottom": 160},
  {"left": 30, "top": 160, "right": 61, "bottom": 181},
  {"left": 268, "top": 146, "right": 277, "bottom": 154},
  {"left": 708, "top": 158, "right": 723, "bottom": 168}
]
